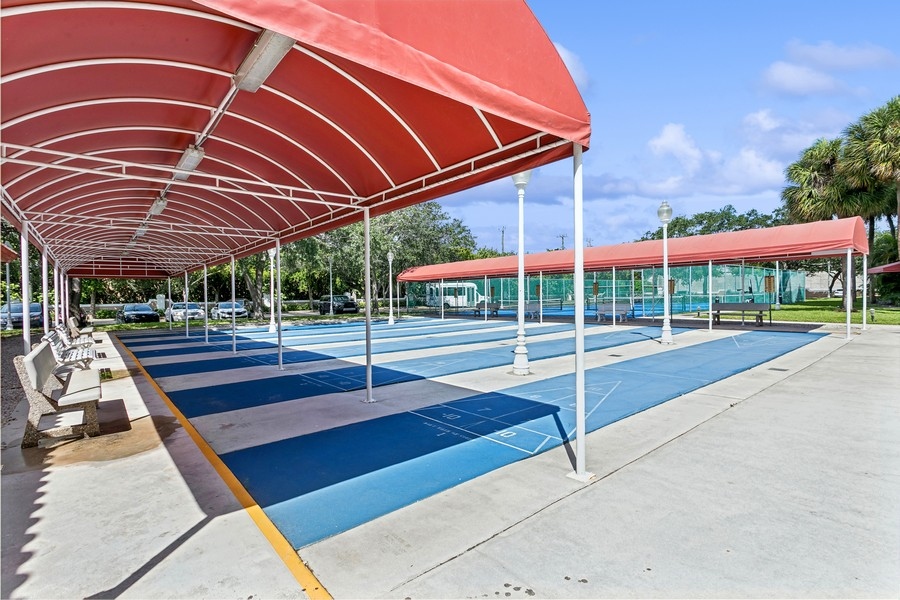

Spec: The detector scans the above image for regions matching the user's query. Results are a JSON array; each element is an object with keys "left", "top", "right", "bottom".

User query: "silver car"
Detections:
[
  {"left": 166, "top": 302, "right": 206, "bottom": 322},
  {"left": 211, "top": 301, "right": 249, "bottom": 319}
]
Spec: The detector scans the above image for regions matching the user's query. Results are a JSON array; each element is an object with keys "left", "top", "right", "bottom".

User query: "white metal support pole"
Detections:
[
  {"left": 539, "top": 272, "right": 543, "bottom": 324},
  {"left": 387, "top": 251, "right": 395, "bottom": 325},
  {"left": 64, "top": 273, "right": 70, "bottom": 324},
  {"left": 658, "top": 202, "right": 674, "bottom": 344},
  {"left": 20, "top": 223, "right": 31, "bottom": 353},
  {"left": 328, "top": 256, "right": 334, "bottom": 315},
  {"left": 5, "top": 262, "right": 11, "bottom": 330},
  {"left": 845, "top": 248, "right": 852, "bottom": 340},
  {"left": 167, "top": 277, "right": 172, "bottom": 331},
  {"left": 203, "top": 264, "right": 209, "bottom": 344},
  {"left": 484, "top": 275, "right": 488, "bottom": 322},
  {"left": 184, "top": 271, "right": 190, "bottom": 338},
  {"left": 363, "top": 208, "right": 375, "bottom": 402},
  {"left": 631, "top": 269, "right": 635, "bottom": 317},
  {"left": 740, "top": 260, "right": 745, "bottom": 302},
  {"left": 276, "top": 238, "right": 283, "bottom": 370},
  {"left": 440, "top": 278, "right": 444, "bottom": 320},
  {"left": 512, "top": 170, "right": 531, "bottom": 375},
  {"left": 611, "top": 266, "right": 617, "bottom": 328},
  {"left": 708, "top": 260, "right": 713, "bottom": 332},
  {"left": 51, "top": 264, "right": 57, "bottom": 326},
  {"left": 568, "top": 144, "right": 593, "bottom": 482},
  {"left": 54, "top": 264, "right": 61, "bottom": 326},
  {"left": 230, "top": 256, "right": 237, "bottom": 353},
  {"left": 41, "top": 248, "right": 49, "bottom": 335},
  {"left": 268, "top": 248, "right": 276, "bottom": 333},
  {"left": 862, "top": 254, "right": 868, "bottom": 330},
  {"left": 775, "top": 261, "right": 781, "bottom": 309}
]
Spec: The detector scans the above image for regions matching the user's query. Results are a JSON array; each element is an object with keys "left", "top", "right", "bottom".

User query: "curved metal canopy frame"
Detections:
[{"left": 1, "top": 0, "right": 591, "bottom": 278}]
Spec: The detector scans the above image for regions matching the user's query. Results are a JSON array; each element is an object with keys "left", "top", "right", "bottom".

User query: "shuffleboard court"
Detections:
[
  {"left": 132, "top": 320, "right": 576, "bottom": 372},
  {"left": 193, "top": 330, "right": 823, "bottom": 548},
  {"left": 152, "top": 325, "right": 679, "bottom": 417}
]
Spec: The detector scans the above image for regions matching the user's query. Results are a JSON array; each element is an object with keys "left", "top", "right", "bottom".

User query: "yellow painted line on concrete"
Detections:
[{"left": 116, "top": 335, "right": 331, "bottom": 599}]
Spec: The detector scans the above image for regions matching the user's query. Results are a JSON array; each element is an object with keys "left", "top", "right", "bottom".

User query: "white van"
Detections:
[{"left": 425, "top": 282, "right": 483, "bottom": 308}]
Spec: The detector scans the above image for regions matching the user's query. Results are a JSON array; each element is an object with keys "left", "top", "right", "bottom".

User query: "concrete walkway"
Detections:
[{"left": 2, "top": 322, "right": 898, "bottom": 598}]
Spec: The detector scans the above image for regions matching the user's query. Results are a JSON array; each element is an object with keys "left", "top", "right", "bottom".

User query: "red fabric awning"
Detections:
[
  {"left": 1, "top": 244, "right": 18, "bottom": 263},
  {"left": 1, "top": 0, "right": 590, "bottom": 278},
  {"left": 398, "top": 217, "right": 869, "bottom": 281},
  {"left": 868, "top": 261, "right": 900, "bottom": 274}
]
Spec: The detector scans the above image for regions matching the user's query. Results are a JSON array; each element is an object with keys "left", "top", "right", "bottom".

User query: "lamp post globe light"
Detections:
[
  {"left": 658, "top": 201, "right": 674, "bottom": 345},
  {"left": 267, "top": 247, "right": 276, "bottom": 333},
  {"left": 387, "top": 251, "right": 395, "bottom": 325},
  {"left": 512, "top": 170, "right": 531, "bottom": 375}
]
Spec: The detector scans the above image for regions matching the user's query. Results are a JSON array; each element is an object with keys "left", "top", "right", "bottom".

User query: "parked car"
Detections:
[
  {"left": 166, "top": 302, "right": 206, "bottom": 322},
  {"left": 116, "top": 303, "right": 161, "bottom": 324},
  {"left": 211, "top": 301, "right": 249, "bottom": 320},
  {"left": 0, "top": 302, "right": 43, "bottom": 329},
  {"left": 319, "top": 294, "right": 359, "bottom": 315}
]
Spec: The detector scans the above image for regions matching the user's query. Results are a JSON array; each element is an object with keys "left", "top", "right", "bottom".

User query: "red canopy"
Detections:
[
  {"left": 1, "top": 244, "right": 18, "bottom": 263},
  {"left": 399, "top": 217, "right": 869, "bottom": 281},
  {"left": 868, "top": 261, "right": 900, "bottom": 274},
  {"left": 1, "top": 0, "right": 590, "bottom": 279}
]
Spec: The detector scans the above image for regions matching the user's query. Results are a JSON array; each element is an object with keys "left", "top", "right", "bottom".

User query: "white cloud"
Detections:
[
  {"left": 719, "top": 148, "right": 785, "bottom": 193},
  {"left": 761, "top": 61, "right": 843, "bottom": 95},
  {"left": 741, "top": 108, "right": 850, "bottom": 159},
  {"left": 743, "top": 109, "right": 782, "bottom": 132},
  {"left": 553, "top": 43, "right": 590, "bottom": 92},
  {"left": 648, "top": 124, "right": 704, "bottom": 173},
  {"left": 786, "top": 40, "right": 900, "bottom": 70}
]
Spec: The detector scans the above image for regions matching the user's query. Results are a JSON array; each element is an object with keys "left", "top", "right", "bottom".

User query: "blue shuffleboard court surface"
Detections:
[
  {"left": 156, "top": 324, "right": 678, "bottom": 418},
  {"left": 116, "top": 320, "right": 825, "bottom": 550}
]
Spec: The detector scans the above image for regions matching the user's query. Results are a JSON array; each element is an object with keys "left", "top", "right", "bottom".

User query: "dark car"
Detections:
[
  {"left": 0, "top": 302, "right": 43, "bottom": 329},
  {"left": 319, "top": 294, "right": 359, "bottom": 315},
  {"left": 116, "top": 303, "right": 161, "bottom": 324}
]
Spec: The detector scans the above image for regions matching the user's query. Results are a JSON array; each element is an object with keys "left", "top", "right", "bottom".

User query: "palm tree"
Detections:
[
  {"left": 782, "top": 138, "right": 869, "bottom": 308},
  {"left": 782, "top": 138, "right": 848, "bottom": 221},
  {"left": 842, "top": 95, "right": 900, "bottom": 256}
]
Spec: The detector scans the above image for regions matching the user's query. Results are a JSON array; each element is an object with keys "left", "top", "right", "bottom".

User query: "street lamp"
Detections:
[
  {"left": 387, "top": 251, "right": 395, "bottom": 325},
  {"left": 267, "top": 247, "right": 276, "bottom": 333},
  {"left": 512, "top": 170, "right": 531, "bottom": 375},
  {"left": 658, "top": 201, "right": 674, "bottom": 344},
  {"left": 328, "top": 256, "right": 334, "bottom": 316}
]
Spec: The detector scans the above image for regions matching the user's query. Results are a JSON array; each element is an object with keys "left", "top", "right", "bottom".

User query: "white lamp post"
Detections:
[
  {"left": 658, "top": 201, "right": 674, "bottom": 344},
  {"left": 267, "top": 247, "right": 276, "bottom": 333},
  {"left": 512, "top": 170, "right": 531, "bottom": 375},
  {"left": 387, "top": 251, "right": 395, "bottom": 325},
  {"left": 328, "top": 256, "right": 334, "bottom": 316},
  {"left": 5, "top": 263, "right": 11, "bottom": 330}
]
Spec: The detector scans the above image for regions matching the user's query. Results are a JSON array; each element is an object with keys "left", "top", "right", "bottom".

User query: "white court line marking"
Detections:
[{"left": 409, "top": 409, "right": 546, "bottom": 455}]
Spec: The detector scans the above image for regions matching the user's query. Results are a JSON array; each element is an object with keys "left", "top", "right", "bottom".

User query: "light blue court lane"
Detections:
[
  {"left": 156, "top": 326, "right": 677, "bottom": 418},
  {"left": 129, "top": 321, "right": 576, "bottom": 365},
  {"left": 119, "top": 317, "right": 512, "bottom": 347},
  {"left": 214, "top": 330, "right": 824, "bottom": 548}
]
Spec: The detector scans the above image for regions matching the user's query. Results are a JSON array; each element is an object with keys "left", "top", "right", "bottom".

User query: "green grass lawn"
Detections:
[{"left": 701, "top": 298, "right": 900, "bottom": 326}]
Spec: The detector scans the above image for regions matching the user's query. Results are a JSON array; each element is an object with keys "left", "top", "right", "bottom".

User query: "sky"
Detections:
[{"left": 436, "top": 0, "right": 900, "bottom": 254}]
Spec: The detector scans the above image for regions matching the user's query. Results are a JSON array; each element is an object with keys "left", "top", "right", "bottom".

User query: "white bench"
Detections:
[
  {"left": 43, "top": 329, "right": 96, "bottom": 370},
  {"left": 596, "top": 302, "right": 632, "bottom": 322},
  {"left": 472, "top": 301, "right": 500, "bottom": 317},
  {"left": 711, "top": 302, "right": 772, "bottom": 326},
  {"left": 15, "top": 341, "right": 101, "bottom": 448}
]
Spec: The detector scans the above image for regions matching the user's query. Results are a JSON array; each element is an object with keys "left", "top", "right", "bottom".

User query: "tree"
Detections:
[
  {"left": 638, "top": 204, "right": 785, "bottom": 241},
  {"left": 781, "top": 138, "right": 877, "bottom": 308},
  {"left": 842, "top": 95, "right": 900, "bottom": 256}
]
